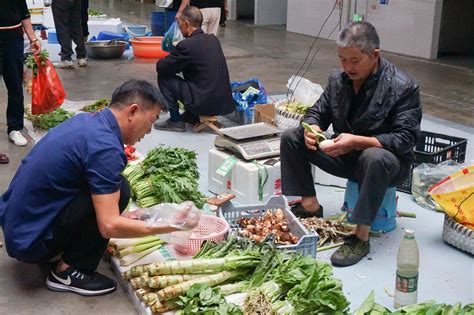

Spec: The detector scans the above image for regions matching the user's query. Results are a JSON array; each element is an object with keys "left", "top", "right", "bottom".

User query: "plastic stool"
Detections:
[{"left": 341, "top": 180, "right": 397, "bottom": 232}]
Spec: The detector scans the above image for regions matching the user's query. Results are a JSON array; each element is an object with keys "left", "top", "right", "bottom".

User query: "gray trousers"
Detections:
[{"left": 280, "top": 127, "right": 409, "bottom": 226}]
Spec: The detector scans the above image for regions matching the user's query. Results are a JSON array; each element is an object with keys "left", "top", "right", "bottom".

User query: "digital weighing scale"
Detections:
[{"left": 214, "top": 122, "right": 281, "bottom": 160}]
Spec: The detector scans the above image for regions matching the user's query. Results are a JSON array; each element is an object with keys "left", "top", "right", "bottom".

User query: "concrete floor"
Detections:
[{"left": 1, "top": 0, "right": 473, "bottom": 313}]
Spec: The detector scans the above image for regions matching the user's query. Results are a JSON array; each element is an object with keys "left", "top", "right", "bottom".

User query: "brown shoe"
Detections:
[
  {"left": 0, "top": 153, "right": 9, "bottom": 164},
  {"left": 330, "top": 234, "right": 370, "bottom": 267}
]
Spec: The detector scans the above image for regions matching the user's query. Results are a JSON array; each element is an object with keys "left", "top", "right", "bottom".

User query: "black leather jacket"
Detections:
[{"left": 303, "top": 57, "right": 422, "bottom": 163}]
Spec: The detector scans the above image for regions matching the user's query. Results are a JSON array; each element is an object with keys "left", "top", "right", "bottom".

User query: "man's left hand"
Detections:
[
  {"left": 30, "top": 39, "right": 41, "bottom": 54},
  {"left": 321, "top": 133, "right": 358, "bottom": 157}
]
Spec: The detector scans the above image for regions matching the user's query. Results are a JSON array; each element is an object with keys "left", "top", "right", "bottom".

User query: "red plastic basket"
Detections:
[{"left": 174, "top": 215, "right": 229, "bottom": 256}]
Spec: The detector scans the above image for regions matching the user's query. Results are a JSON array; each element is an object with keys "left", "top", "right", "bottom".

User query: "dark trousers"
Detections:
[
  {"left": 0, "top": 38, "right": 25, "bottom": 133},
  {"left": 52, "top": 0, "right": 86, "bottom": 60},
  {"left": 280, "top": 128, "right": 408, "bottom": 226},
  {"left": 43, "top": 178, "right": 130, "bottom": 271},
  {"left": 158, "top": 73, "right": 195, "bottom": 122},
  {"left": 81, "top": 0, "right": 89, "bottom": 37}
]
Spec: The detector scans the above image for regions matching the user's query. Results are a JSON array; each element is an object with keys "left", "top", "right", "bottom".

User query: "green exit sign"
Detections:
[{"left": 353, "top": 13, "right": 364, "bottom": 21}]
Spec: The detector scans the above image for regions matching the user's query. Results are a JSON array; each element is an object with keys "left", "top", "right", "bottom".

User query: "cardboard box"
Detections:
[{"left": 253, "top": 104, "right": 275, "bottom": 126}]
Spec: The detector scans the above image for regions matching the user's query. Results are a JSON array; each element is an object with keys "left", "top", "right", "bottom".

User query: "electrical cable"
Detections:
[
  {"left": 286, "top": 0, "right": 338, "bottom": 100},
  {"left": 286, "top": 0, "right": 345, "bottom": 102}
]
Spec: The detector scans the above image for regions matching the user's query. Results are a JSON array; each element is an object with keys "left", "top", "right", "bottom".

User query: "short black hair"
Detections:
[
  {"left": 182, "top": 6, "right": 203, "bottom": 28},
  {"left": 337, "top": 21, "right": 380, "bottom": 54},
  {"left": 109, "top": 80, "right": 164, "bottom": 111}
]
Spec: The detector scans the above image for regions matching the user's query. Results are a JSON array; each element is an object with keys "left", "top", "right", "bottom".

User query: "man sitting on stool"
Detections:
[
  {"left": 155, "top": 6, "right": 234, "bottom": 132},
  {"left": 280, "top": 21, "right": 422, "bottom": 267}
]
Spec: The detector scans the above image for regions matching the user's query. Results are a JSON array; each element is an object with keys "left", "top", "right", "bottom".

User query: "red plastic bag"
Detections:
[{"left": 31, "top": 54, "right": 66, "bottom": 115}]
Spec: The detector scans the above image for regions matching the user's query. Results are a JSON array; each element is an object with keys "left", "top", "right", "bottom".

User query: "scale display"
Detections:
[{"left": 214, "top": 123, "right": 281, "bottom": 160}]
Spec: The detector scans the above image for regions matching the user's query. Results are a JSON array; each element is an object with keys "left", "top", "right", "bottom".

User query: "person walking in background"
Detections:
[
  {"left": 219, "top": 0, "right": 227, "bottom": 27},
  {"left": 176, "top": 0, "right": 222, "bottom": 35},
  {"left": 81, "top": 0, "right": 89, "bottom": 41},
  {"left": 52, "top": 0, "right": 87, "bottom": 69},
  {"left": 0, "top": 1, "right": 41, "bottom": 147}
]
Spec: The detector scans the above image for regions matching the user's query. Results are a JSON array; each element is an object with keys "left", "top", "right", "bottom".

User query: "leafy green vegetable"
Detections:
[
  {"left": 123, "top": 147, "right": 207, "bottom": 208},
  {"left": 80, "top": 99, "right": 109, "bottom": 112},
  {"left": 175, "top": 283, "right": 243, "bottom": 315},
  {"left": 28, "top": 108, "right": 74, "bottom": 130},
  {"left": 25, "top": 50, "right": 49, "bottom": 77},
  {"left": 88, "top": 8, "right": 103, "bottom": 16},
  {"left": 354, "top": 292, "right": 474, "bottom": 315}
]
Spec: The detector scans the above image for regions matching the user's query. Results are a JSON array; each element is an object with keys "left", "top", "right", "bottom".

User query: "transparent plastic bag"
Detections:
[
  {"left": 412, "top": 160, "right": 464, "bottom": 210},
  {"left": 136, "top": 201, "right": 202, "bottom": 245},
  {"left": 287, "top": 76, "right": 324, "bottom": 106}
]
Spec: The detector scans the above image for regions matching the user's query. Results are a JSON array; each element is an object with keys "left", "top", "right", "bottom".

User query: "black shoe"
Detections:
[
  {"left": 330, "top": 234, "right": 370, "bottom": 267},
  {"left": 181, "top": 111, "right": 200, "bottom": 125},
  {"left": 290, "top": 202, "right": 323, "bottom": 218},
  {"left": 46, "top": 267, "right": 116, "bottom": 296},
  {"left": 153, "top": 118, "right": 185, "bottom": 132}
]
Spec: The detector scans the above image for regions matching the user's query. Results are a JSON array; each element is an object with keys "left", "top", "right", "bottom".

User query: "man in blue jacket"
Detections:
[
  {"left": 0, "top": 80, "right": 198, "bottom": 296},
  {"left": 155, "top": 6, "right": 234, "bottom": 132},
  {"left": 280, "top": 21, "right": 422, "bottom": 267}
]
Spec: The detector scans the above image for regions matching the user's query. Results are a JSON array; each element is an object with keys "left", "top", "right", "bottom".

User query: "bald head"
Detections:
[{"left": 182, "top": 6, "right": 203, "bottom": 28}]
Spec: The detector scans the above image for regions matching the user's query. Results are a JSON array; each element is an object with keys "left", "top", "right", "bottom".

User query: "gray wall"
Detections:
[
  {"left": 287, "top": 0, "right": 347, "bottom": 41},
  {"left": 228, "top": 0, "right": 288, "bottom": 25},
  {"left": 255, "top": 0, "right": 288, "bottom": 25},
  {"left": 438, "top": 0, "right": 474, "bottom": 56},
  {"left": 287, "top": 0, "right": 445, "bottom": 59}
]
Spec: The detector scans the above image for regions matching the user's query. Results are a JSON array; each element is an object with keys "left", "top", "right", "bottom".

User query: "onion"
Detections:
[{"left": 319, "top": 139, "right": 335, "bottom": 149}]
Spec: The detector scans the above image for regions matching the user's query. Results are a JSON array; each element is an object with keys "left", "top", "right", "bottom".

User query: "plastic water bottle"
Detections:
[{"left": 394, "top": 229, "right": 420, "bottom": 308}]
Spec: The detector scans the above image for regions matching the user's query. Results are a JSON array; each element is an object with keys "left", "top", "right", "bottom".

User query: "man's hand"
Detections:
[
  {"left": 303, "top": 124, "right": 323, "bottom": 151},
  {"left": 321, "top": 133, "right": 357, "bottom": 157},
  {"left": 175, "top": 10, "right": 182, "bottom": 21}
]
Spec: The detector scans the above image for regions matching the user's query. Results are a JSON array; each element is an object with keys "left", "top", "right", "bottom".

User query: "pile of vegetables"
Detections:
[
  {"left": 80, "top": 99, "right": 109, "bottom": 112},
  {"left": 300, "top": 216, "right": 352, "bottom": 250},
  {"left": 237, "top": 209, "right": 299, "bottom": 245},
  {"left": 122, "top": 147, "right": 206, "bottom": 208},
  {"left": 109, "top": 236, "right": 165, "bottom": 266},
  {"left": 353, "top": 291, "right": 474, "bottom": 315},
  {"left": 27, "top": 108, "right": 74, "bottom": 130},
  {"left": 122, "top": 235, "right": 349, "bottom": 314},
  {"left": 88, "top": 8, "right": 104, "bottom": 16},
  {"left": 277, "top": 100, "right": 311, "bottom": 115}
]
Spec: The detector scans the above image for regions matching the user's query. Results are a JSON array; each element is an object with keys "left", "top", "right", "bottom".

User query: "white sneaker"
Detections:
[
  {"left": 8, "top": 130, "right": 27, "bottom": 146},
  {"left": 78, "top": 58, "right": 87, "bottom": 67},
  {"left": 56, "top": 60, "right": 74, "bottom": 69}
]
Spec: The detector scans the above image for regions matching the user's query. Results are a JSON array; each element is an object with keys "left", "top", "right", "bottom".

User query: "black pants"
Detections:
[
  {"left": 81, "top": 0, "right": 89, "bottom": 37},
  {"left": 0, "top": 38, "right": 25, "bottom": 133},
  {"left": 52, "top": 0, "right": 86, "bottom": 61},
  {"left": 43, "top": 178, "right": 130, "bottom": 271},
  {"left": 280, "top": 127, "right": 408, "bottom": 226},
  {"left": 158, "top": 73, "right": 196, "bottom": 121}
]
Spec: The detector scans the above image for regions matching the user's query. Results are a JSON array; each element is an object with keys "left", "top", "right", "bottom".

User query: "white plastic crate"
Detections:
[
  {"left": 87, "top": 18, "right": 123, "bottom": 38},
  {"left": 208, "top": 148, "right": 282, "bottom": 204}
]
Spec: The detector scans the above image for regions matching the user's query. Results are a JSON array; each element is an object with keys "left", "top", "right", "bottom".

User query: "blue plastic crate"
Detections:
[
  {"left": 219, "top": 195, "right": 318, "bottom": 258},
  {"left": 342, "top": 180, "right": 397, "bottom": 233}
]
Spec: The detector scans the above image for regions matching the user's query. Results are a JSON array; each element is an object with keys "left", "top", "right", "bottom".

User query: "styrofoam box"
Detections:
[
  {"left": 87, "top": 18, "right": 123, "bottom": 38},
  {"left": 208, "top": 148, "right": 282, "bottom": 204},
  {"left": 27, "top": 0, "right": 44, "bottom": 25}
]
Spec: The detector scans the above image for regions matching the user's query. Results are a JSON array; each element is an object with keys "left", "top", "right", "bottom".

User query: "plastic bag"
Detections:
[
  {"left": 136, "top": 201, "right": 202, "bottom": 245},
  {"left": 287, "top": 75, "right": 324, "bottom": 106},
  {"left": 162, "top": 21, "right": 183, "bottom": 52},
  {"left": 31, "top": 55, "right": 66, "bottom": 115},
  {"left": 230, "top": 78, "right": 267, "bottom": 119},
  {"left": 429, "top": 165, "right": 474, "bottom": 229},
  {"left": 411, "top": 160, "right": 464, "bottom": 210}
]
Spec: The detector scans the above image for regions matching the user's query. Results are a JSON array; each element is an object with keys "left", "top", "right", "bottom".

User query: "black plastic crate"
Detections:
[{"left": 397, "top": 131, "right": 468, "bottom": 193}]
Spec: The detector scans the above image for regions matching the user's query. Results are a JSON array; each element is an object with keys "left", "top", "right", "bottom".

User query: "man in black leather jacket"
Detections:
[{"left": 280, "top": 21, "right": 422, "bottom": 267}]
